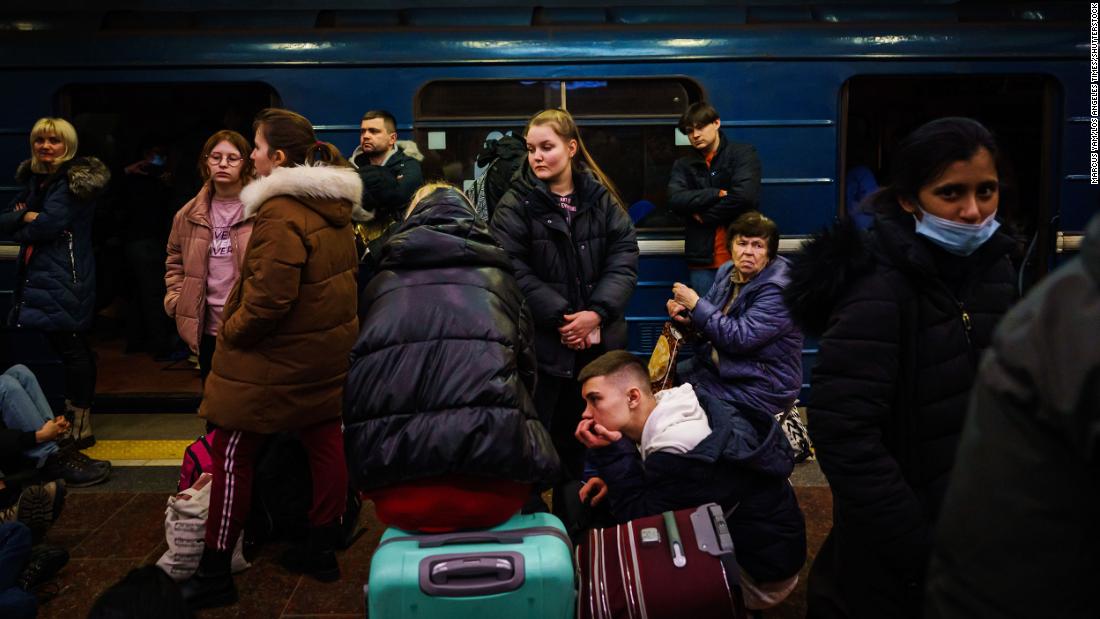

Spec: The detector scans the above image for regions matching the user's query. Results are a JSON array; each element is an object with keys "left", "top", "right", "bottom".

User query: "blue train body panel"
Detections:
[{"left": 0, "top": 4, "right": 1093, "bottom": 401}]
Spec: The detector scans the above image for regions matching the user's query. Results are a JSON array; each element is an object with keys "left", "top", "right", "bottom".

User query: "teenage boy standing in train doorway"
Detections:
[{"left": 668, "top": 102, "right": 762, "bottom": 294}]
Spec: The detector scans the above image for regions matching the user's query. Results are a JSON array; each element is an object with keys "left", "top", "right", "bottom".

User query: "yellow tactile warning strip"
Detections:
[{"left": 84, "top": 439, "right": 192, "bottom": 467}]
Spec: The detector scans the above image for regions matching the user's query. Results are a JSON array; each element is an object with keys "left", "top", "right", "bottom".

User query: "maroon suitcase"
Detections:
[{"left": 576, "top": 503, "right": 747, "bottom": 619}]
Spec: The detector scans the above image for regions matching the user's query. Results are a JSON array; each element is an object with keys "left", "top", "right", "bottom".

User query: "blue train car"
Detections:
[{"left": 0, "top": 1, "right": 1093, "bottom": 401}]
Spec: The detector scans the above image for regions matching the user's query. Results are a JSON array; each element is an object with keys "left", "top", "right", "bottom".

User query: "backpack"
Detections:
[
  {"left": 178, "top": 432, "right": 215, "bottom": 492},
  {"left": 467, "top": 134, "right": 526, "bottom": 222}
]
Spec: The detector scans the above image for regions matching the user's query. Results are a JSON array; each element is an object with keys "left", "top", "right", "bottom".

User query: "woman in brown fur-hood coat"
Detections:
[
  {"left": 183, "top": 111, "right": 360, "bottom": 607},
  {"left": 199, "top": 161, "right": 361, "bottom": 433}
]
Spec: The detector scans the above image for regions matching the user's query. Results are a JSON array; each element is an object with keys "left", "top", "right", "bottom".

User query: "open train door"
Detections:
[
  {"left": 56, "top": 81, "right": 279, "bottom": 412},
  {"left": 840, "top": 74, "right": 1058, "bottom": 293}
]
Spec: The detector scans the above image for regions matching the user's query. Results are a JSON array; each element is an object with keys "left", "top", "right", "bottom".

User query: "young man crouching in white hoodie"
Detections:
[{"left": 573, "top": 350, "right": 807, "bottom": 610}]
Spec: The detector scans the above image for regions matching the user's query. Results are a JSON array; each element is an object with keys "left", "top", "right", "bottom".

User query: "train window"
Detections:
[
  {"left": 562, "top": 79, "right": 690, "bottom": 117},
  {"left": 417, "top": 81, "right": 555, "bottom": 120},
  {"left": 414, "top": 78, "right": 700, "bottom": 228},
  {"left": 842, "top": 74, "right": 1055, "bottom": 283}
]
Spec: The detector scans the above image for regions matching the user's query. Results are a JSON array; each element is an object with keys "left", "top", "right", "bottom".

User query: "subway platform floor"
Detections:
[{"left": 34, "top": 414, "right": 832, "bottom": 618}]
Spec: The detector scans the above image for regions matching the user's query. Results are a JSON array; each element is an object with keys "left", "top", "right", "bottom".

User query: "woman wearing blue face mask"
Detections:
[{"left": 783, "top": 117, "right": 1017, "bottom": 619}]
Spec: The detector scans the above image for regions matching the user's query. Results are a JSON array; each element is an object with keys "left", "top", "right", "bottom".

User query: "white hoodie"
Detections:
[{"left": 640, "top": 383, "right": 712, "bottom": 461}]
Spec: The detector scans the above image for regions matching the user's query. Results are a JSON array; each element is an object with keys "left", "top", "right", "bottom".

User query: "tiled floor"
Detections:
[
  {"left": 31, "top": 412, "right": 834, "bottom": 617},
  {"left": 35, "top": 478, "right": 832, "bottom": 618}
]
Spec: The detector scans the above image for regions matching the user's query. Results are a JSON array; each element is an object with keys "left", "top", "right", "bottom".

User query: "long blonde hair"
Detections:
[
  {"left": 29, "top": 118, "right": 78, "bottom": 174},
  {"left": 406, "top": 181, "right": 472, "bottom": 219},
  {"left": 526, "top": 109, "right": 625, "bottom": 209}
]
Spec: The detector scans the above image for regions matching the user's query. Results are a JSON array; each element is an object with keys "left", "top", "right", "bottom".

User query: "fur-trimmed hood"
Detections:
[
  {"left": 782, "top": 218, "right": 875, "bottom": 337},
  {"left": 15, "top": 157, "right": 110, "bottom": 202},
  {"left": 241, "top": 163, "right": 362, "bottom": 226},
  {"left": 349, "top": 141, "right": 424, "bottom": 169}
]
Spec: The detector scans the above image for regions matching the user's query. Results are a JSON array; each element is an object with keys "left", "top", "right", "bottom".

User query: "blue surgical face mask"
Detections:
[{"left": 912, "top": 205, "right": 1000, "bottom": 256}]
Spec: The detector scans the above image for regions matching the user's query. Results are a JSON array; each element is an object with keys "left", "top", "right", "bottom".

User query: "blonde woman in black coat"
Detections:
[{"left": 490, "top": 109, "right": 638, "bottom": 514}]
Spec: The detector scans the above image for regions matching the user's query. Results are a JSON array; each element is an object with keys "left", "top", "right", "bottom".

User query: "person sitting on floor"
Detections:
[
  {"left": 668, "top": 211, "right": 803, "bottom": 418},
  {"left": 0, "top": 364, "right": 109, "bottom": 489},
  {"left": 0, "top": 521, "right": 35, "bottom": 619},
  {"left": 573, "top": 350, "right": 806, "bottom": 611},
  {"left": 0, "top": 521, "right": 69, "bottom": 619}
]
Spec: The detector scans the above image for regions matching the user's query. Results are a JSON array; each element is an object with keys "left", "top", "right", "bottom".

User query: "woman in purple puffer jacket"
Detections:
[{"left": 667, "top": 211, "right": 803, "bottom": 415}]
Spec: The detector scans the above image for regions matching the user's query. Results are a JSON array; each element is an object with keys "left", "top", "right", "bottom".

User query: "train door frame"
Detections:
[
  {"left": 54, "top": 80, "right": 281, "bottom": 408},
  {"left": 838, "top": 73, "right": 1060, "bottom": 289}
]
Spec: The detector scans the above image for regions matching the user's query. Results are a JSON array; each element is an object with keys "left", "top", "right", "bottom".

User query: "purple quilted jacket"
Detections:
[{"left": 677, "top": 256, "right": 803, "bottom": 414}]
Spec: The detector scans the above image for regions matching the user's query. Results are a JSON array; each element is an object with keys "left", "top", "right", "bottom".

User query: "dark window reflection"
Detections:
[{"left": 415, "top": 78, "right": 701, "bottom": 229}]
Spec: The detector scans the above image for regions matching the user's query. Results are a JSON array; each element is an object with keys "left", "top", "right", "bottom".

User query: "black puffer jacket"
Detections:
[
  {"left": 590, "top": 389, "right": 806, "bottom": 582},
  {"left": 343, "top": 188, "right": 560, "bottom": 492},
  {"left": 783, "top": 205, "right": 1016, "bottom": 618},
  {"left": 667, "top": 132, "right": 761, "bottom": 265},
  {"left": 352, "top": 146, "right": 424, "bottom": 225},
  {"left": 490, "top": 166, "right": 639, "bottom": 377},
  {"left": 926, "top": 212, "right": 1100, "bottom": 619},
  {"left": 1, "top": 158, "right": 109, "bottom": 332}
]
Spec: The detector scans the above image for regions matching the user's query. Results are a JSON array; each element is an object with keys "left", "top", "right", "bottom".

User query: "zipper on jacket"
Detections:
[
  {"left": 65, "top": 231, "right": 77, "bottom": 284},
  {"left": 530, "top": 195, "right": 586, "bottom": 308},
  {"left": 952, "top": 298, "right": 973, "bottom": 349},
  {"left": 931, "top": 275, "right": 974, "bottom": 348},
  {"left": 959, "top": 304, "right": 972, "bottom": 337}
]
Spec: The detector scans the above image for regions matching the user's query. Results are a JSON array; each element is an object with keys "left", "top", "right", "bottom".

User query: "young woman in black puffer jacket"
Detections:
[
  {"left": 344, "top": 183, "right": 560, "bottom": 532},
  {"left": 489, "top": 109, "right": 639, "bottom": 512},
  {"left": 784, "top": 117, "right": 1018, "bottom": 619}
]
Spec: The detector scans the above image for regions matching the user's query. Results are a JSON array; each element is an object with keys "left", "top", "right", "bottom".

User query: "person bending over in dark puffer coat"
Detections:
[{"left": 344, "top": 183, "right": 560, "bottom": 533}]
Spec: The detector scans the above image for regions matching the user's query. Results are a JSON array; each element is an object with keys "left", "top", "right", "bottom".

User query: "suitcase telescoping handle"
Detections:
[
  {"left": 422, "top": 532, "right": 524, "bottom": 547},
  {"left": 662, "top": 511, "right": 687, "bottom": 567},
  {"left": 419, "top": 551, "right": 526, "bottom": 597},
  {"left": 379, "top": 526, "right": 572, "bottom": 550}
]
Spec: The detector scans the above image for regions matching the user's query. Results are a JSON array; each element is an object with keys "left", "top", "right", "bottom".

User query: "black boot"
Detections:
[
  {"left": 181, "top": 546, "right": 238, "bottom": 609},
  {"left": 41, "top": 450, "right": 110, "bottom": 488},
  {"left": 278, "top": 521, "right": 341, "bottom": 582}
]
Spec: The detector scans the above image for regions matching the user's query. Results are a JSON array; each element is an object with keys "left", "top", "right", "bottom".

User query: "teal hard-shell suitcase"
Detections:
[{"left": 365, "top": 512, "right": 575, "bottom": 618}]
